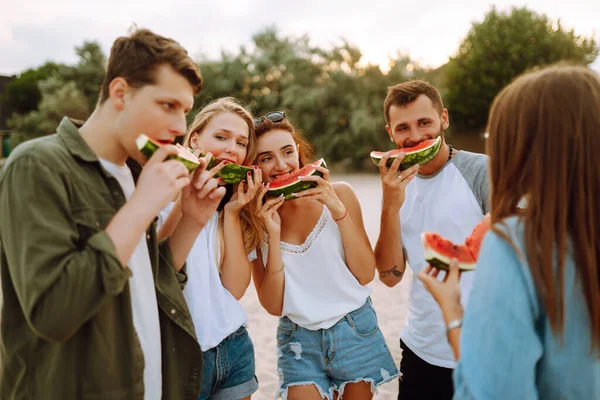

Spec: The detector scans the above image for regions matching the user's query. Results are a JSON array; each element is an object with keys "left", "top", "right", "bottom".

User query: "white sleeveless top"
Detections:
[
  {"left": 158, "top": 204, "right": 251, "bottom": 351},
  {"left": 261, "top": 206, "right": 372, "bottom": 330}
]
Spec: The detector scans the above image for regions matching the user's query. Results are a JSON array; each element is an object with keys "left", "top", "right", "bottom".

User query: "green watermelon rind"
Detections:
[
  {"left": 196, "top": 152, "right": 253, "bottom": 185},
  {"left": 266, "top": 159, "right": 326, "bottom": 201},
  {"left": 136, "top": 135, "right": 200, "bottom": 172},
  {"left": 370, "top": 136, "right": 443, "bottom": 171}
]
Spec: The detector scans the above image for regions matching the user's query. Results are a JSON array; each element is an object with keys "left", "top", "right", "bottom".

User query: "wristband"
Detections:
[{"left": 446, "top": 318, "right": 463, "bottom": 334}]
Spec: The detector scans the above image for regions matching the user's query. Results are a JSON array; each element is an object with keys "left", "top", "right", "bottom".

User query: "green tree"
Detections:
[
  {"left": 60, "top": 41, "right": 107, "bottom": 109},
  {"left": 0, "top": 62, "right": 61, "bottom": 116},
  {"left": 9, "top": 77, "right": 90, "bottom": 148},
  {"left": 445, "top": 6, "right": 599, "bottom": 131}
]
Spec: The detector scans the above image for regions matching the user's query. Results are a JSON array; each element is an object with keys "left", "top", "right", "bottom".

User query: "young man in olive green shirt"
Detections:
[{"left": 0, "top": 29, "right": 224, "bottom": 399}]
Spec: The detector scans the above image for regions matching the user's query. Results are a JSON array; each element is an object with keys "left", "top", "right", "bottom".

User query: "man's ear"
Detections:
[
  {"left": 441, "top": 109, "right": 450, "bottom": 130},
  {"left": 386, "top": 125, "right": 394, "bottom": 142},
  {"left": 108, "top": 77, "right": 130, "bottom": 111}
]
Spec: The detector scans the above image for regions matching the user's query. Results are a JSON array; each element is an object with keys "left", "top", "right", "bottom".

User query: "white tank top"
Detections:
[
  {"left": 158, "top": 204, "right": 250, "bottom": 351},
  {"left": 261, "top": 206, "right": 372, "bottom": 330}
]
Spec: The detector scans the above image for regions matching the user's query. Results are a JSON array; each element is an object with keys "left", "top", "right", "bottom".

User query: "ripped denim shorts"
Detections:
[{"left": 276, "top": 298, "right": 399, "bottom": 399}]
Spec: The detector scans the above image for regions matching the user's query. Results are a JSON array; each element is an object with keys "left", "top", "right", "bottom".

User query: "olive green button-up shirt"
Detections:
[{"left": 0, "top": 118, "right": 202, "bottom": 399}]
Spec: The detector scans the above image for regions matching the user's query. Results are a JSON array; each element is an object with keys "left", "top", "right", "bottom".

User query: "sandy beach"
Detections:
[{"left": 241, "top": 173, "right": 412, "bottom": 400}]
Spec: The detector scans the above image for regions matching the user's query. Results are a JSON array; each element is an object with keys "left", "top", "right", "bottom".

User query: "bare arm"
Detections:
[
  {"left": 219, "top": 210, "right": 252, "bottom": 300},
  {"left": 157, "top": 198, "right": 182, "bottom": 242},
  {"left": 374, "top": 207, "right": 407, "bottom": 287},
  {"left": 251, "top": 186, "right": 286, "bottom": 316},
  {"left": 168, "top": 156, "right": 227, "bottom": 270},
  {"left": 374, "top": 154, "right": 420, "bottom": 287},
  {"left": 333, "top": 182, "right": 376, "bottom": 285},
  {"left": 251, "top": 245, "right": 285, "bottom": 316}
]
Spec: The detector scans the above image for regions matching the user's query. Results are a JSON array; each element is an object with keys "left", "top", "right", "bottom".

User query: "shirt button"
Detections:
[
  {"left": 171, "top": 309, "right": 176, "bottom": 315},
  {"left": 146, "top": 234, "right": 151, "bottom": 240}
]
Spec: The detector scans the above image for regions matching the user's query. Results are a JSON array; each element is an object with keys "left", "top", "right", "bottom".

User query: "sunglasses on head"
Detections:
[{"left": 253, "top": 111, "right": 285, "bottom": 126}]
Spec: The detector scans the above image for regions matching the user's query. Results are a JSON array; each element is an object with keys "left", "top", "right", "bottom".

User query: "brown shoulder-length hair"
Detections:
[
  {"left": 253, "top": 116, "right": 315, "bottom": 167},
  {"left": 486, "top": 63, "right": 600, "bottom": 354}
]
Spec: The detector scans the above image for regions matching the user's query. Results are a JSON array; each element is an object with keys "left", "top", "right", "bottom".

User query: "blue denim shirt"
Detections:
[{"left": 453, "top": 217, "right": 600, "bottom": 399}]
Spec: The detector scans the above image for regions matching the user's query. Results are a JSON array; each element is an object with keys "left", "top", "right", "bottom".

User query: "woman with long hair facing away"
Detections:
[
  {"left": 158, "top": 97, "right": 263, "bottom": 400},
  {"left": 418, "top": 64, "right": 600, "bottom": 399},
  {"left": 251, "top": 113, "right": 399, "bottom": 400}
]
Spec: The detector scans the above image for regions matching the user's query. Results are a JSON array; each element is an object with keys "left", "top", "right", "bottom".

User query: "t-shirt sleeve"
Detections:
[{"left": 453, "top": 152, "right": 490, "bottom": 214}]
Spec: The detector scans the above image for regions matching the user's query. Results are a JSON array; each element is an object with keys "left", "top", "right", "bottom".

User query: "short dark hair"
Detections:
[
  {"left": 383, "top": 80, "right": 444, "bottom": 125},
  {"left": 99, "top": 28, "right": 203, "bottom": 103}
]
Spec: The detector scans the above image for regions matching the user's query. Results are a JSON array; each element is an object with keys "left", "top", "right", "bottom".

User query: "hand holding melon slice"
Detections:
[
  {"left": 370, "top": 136, "right": 442, "bottom": 171},
  {"left": 136, "top": 134, "right": 253, "bottom": 184},
  {"left": 421, "top": 214, "right": 491, "bottom": 271}
]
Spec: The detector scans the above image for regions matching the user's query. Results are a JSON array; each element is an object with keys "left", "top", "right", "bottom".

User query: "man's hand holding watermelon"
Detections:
[{"left": 378, "top": 153, "right": 420, "bottom": 213}]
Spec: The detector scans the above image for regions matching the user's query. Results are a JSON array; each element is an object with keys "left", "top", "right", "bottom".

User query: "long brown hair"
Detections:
[
  {"left": 184, "top": 97, "right": 261, "bottom": 264},
  {"left": 486, "top": 64, "right": 600, "bottom": 353}
]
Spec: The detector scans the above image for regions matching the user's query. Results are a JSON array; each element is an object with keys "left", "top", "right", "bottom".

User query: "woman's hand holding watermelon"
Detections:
[
  {"left": 379, "top": 152, "right": 419, "bottom": 213},
  {"left": 225, "top": 167, "right": 263, "bottom": 214},
  {"left": 292, "top": 165, "right": 346, "bottom": 219},
  {"left": 418, "top": 260, "right": 464, "bottom": 325},
  {"left": 180, "top": 152, "right": 227, "bottom": 226},
  {"left": 255, "top": 184, "right": 285, "bottom": 236}
]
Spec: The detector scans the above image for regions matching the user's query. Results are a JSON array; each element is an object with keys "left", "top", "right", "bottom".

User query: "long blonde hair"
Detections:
[
  {"left": 184, "top": 97, "right": 262, "bottom": 266},
  {"left": 487, "top": 64, "right": 600, "bottom": 354}
]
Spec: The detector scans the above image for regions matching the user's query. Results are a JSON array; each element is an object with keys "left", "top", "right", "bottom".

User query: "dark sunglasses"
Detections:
[{"left": 253, "top": 111, "right": 285, "bottom": 126}]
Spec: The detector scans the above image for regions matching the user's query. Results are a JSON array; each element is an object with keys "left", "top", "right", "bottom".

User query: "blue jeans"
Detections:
[
  {"left": 276, "top": 298, "right": 399, "bottom": 399},
  {"left": 198, "top": 326, "right": 258, "bottom": 400}
]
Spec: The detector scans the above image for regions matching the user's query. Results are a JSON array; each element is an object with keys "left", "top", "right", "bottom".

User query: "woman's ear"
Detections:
[{"left": 189, "top": 132, "right": 199, "bottom": 149}]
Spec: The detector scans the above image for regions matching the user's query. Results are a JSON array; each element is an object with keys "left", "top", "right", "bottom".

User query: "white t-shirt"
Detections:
[
  {"left": 399, "top": 151, "right": 490, "bottom": 369},
  {"left": 158, "top": 203, "right": 252, "bottom": 351},
  {"left": 99, "top": 159, "right": 162, "bottom": 399},
  {"left": 260, "top": 206, "right": 372, "bottom": 330}
]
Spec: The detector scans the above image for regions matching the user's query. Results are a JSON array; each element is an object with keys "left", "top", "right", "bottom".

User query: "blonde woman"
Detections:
[{"left": 159, "top": 97, "right": 262, "bottom": 400}]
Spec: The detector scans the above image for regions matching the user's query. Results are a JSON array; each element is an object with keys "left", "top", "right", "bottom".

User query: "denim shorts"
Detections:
[
  {"left": 199, "top": 326, "right": 258, "bottom": 400},
  {"left": 276, "top": 298, "right": 399, "bottom": 399}
]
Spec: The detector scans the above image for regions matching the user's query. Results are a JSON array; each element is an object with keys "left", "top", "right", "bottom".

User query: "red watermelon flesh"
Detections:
[
  {"left": 266, "top": 159, "right": 326, "bottom": 200},
  {"left": 421, "top": 215, "right": 491, "bottom": 271},
  {"left": 465, "top": 214, "right": 491, "bottom": 258}
]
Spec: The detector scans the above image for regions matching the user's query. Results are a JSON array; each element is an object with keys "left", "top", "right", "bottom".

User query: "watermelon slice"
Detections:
[
  {"left": 176, "top": 144, "right": 253, "bottom": 185},
  {"left": 136, "top": 134, "right": 200, "bottom": 172},
  {"left": 266, "top": 158, "right": 327, "bottom": 200},
  {"left": 370, "top": 136, "right": 442, "bottom": 171},
  {"left": 421, "top": 215, "right": 491, "bottom": 271},
  {"left": 202, "top": 154, "right": 254, "bottom": 185}
]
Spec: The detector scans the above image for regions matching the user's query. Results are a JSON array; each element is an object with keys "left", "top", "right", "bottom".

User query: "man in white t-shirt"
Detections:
[{"left": 374, "top": 80, "right": 490, "bottom": 400}]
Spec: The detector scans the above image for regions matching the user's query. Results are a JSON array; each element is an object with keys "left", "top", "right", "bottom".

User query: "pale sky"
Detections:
[{"left": 1, "top": 0, "right": 598, "bottom": 76}]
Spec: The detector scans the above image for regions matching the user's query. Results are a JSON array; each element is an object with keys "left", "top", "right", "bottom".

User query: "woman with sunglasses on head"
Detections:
[
  {"left": 250, "top": 112, "right": 399, "bottom": 400},
  {"left": 418, "top": 64, "right": 600, "bottom": 399},
  {"left": 158, "top": 98, "right": 263, "bottom": 400}
]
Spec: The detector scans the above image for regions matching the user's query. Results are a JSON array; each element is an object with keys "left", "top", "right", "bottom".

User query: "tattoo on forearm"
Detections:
[{"left": 380, "top": 265, "right": 403, "bottom": 278}]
